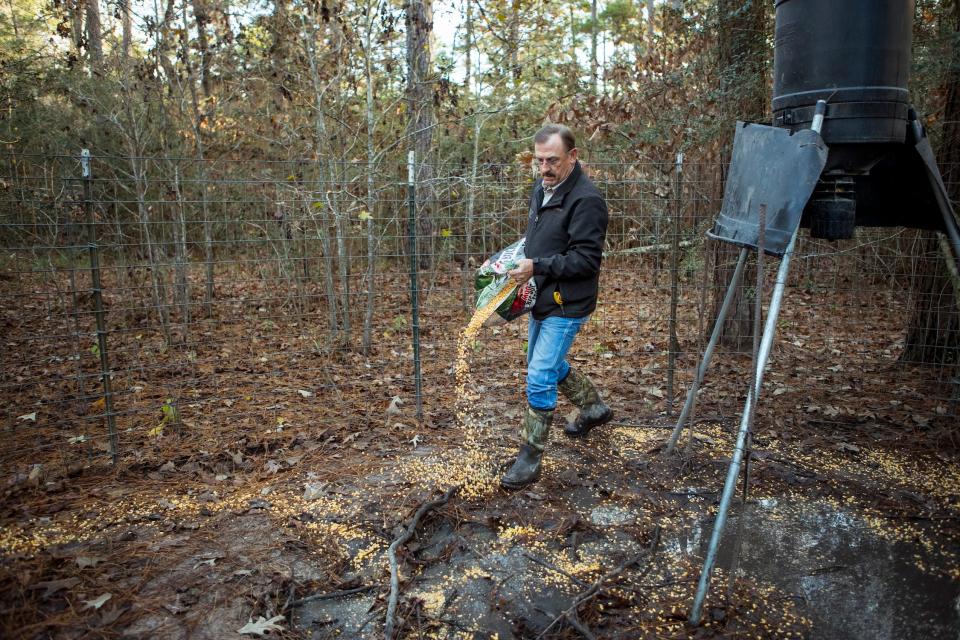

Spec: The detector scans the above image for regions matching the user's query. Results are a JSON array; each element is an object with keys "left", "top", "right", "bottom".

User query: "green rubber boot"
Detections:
[
  {"left": 501, "top": 405, "right": 554, "bottom": 490},
  {"left": 558, "top": 368, "right": 613, "bottom": 438}
]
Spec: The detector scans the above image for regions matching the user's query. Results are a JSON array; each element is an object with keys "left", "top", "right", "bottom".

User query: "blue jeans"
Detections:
[{"left": 526, "top": 315, "right": 589, "bottom": 411}]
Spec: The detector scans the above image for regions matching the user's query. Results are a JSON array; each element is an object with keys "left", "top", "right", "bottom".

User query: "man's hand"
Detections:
[{"left": 508, "top": 258, "right": 534, "bottom": 284}]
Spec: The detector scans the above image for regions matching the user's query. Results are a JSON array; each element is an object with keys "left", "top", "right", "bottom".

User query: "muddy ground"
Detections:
[{"left": 1, "top": 263, "right": 958, "bottom": 639}]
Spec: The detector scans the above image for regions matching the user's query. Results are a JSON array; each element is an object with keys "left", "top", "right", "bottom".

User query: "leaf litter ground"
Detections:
[{"left": 1, "top": 265, "right": 958, "bottom": 639}]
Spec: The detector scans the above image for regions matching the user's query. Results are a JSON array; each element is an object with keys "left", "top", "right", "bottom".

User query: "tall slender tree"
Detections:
[{"left": 406, "top": 0, "right": 435, "bottom": 268}]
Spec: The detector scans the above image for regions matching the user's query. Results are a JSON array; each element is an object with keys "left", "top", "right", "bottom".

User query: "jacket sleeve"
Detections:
[{"left": 533, "top": 195, "right": 608, "bottom": 279}]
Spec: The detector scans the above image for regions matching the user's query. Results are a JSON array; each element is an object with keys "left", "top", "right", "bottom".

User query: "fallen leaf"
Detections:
[
  {"left": 693, "top": 433, "right": 717, "bottom": 445},
  {"left": 193, "top": 558, "right": 217, "bottom": 569},
  {"left": 387, "top": 396, "right": 404, "bottom": 416},
  {"left": 163, "top": 601, "right": 187, "bottom": 615},
  {"left": 76, "top": 556, "right": 104, "bottom": 569},
  {"left": 17, "top": 412, "right": 37, "bottom": 422},
  {"left": 238, "top": 615, "right": 286, "bottom": 635},
  {"left": 264, "top": 460, "right": 281, "bottom": 474},
  {"left": 303, "top": 483, "right": 326, "bottom": 501},
  {"left": 297, "top": 389, "right": 313, "bottom": 397},
  {"left": 32, "top": 578, "right": 80, "bottom": 598},
  {"left": 97, "top": 605, "right": 124, "bottom": 625},
  {"left": 83, "top": 593, "right": 112, "bottom": 610}
]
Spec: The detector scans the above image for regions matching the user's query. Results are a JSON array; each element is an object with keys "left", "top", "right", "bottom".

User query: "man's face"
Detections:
[{"left": 534, "top": 134, "right": 577, "bottom": 188}]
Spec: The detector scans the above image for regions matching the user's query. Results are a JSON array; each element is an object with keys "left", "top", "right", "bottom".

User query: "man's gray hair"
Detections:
[{"left": 534, "top": 124, "right": 576, "bottom": 152}]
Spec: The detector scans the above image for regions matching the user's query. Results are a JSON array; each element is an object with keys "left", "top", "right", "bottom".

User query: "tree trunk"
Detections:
[
  {"left": 646, "top": 0, "right": 654, "bottom": 44},
  {"left": 362, "top": 2, "right": 378, "bottom": 354},
  {"left": 463, "top": 113, "right": 483, "bottom": 312},
  {"left": 270, "top": 0, "right": 293, "bottom": 109},
  {"left": 172, "top": 167, "right": 190, "bottom": 328},
  {"left": 121, "top": 0, "right": 132, "bottom": 60},
  {"left": 406, "top": 0, "right": 435, "bottom": 270},
  {"left": 510, "top": 0, "right": 521, "bottom": 110},
  {"left": 333, "top": 160, "right": 352, "bottom": 339},
  {"left": 191, "top": 0, "right": 212, "bottom": 98},
  {"left": 332, "top": 34, "right": 353, "bottom": 342},
  {"left": 903, "top": 235, "right": 960, "bottom": 366},
  {"left": 711, "top": 0, "right": 770, "bottom": 350},
  {"left": 71, "top": 0, "right": 84, "bottom": 60},
  {"left": 591, "top": 0, "right": 598, "bottom": 93},
  {"left": 902, "top": 1, "right": 960, "bottom": 366},
  {"left": 716, "top": 0, "right": 768, "bottom": 124},
  {"left": 132, "top": 155, "right": 172, "bottom": 344},
  {"left": 464, "top": 0, "right": 473, "bottom": 93},
  {"left": 179, "top": 0, "right": 215, "bottom": 317},
  {"left": 304, "top": 18, "right": 342, "bottom": 343},
  {"left": 85, "top": 0, "right": 102, "bottom": 70}
]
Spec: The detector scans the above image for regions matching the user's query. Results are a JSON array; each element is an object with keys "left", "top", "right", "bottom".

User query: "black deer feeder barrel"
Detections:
[
  {"left": 773, "top": 0, "right": 913, "bottom": 240},
  {"left": 773, "top": 0, "right": 913, "bottom": 147}
]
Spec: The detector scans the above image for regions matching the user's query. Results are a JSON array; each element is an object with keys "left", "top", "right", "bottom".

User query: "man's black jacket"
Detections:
[{"left": 524, "top": 161, "right": 609, "bottom": 320}]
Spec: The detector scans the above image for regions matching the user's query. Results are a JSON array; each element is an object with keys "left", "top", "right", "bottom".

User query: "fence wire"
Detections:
[{"left": 1, "top": 152, "right": 958, "bottom": 475}]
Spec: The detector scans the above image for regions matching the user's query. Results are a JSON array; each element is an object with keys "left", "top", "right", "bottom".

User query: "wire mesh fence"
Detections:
[{"left": 1, "top": 151, "right": 958, "bottom": 478}]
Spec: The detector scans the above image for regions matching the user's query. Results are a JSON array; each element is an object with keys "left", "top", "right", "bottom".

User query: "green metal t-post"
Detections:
[{"left": 82, "top": 149, "right": 119, "bottom": 463}]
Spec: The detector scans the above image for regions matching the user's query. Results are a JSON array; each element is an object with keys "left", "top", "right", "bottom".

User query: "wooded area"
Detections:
[
  {"left": 2, "top": 0, "right": 953, "bottom": 178},
  {"left": 2, "top": 0, "right": 960, "bottom": 638}
]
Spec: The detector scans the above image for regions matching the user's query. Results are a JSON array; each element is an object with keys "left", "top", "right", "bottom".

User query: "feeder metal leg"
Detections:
[
  {"left": 667, "top": 247, "right": 749, "bottom": 453},
  {"left": 688, "top": 228, "right": 799, "bottom": 625}
]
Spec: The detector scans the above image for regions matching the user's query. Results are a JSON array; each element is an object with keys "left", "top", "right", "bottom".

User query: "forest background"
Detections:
[
  {"left": 2, "top": 0, "right": 955, "bottom": 196},
  {"left": 3, "top": 0, "right": 959, "bottom": 355},
  {"left": 3, "top": 1, "right": 960, "bottom": 637}
]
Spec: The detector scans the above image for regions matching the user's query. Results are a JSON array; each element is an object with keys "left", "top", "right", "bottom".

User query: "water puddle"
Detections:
[{"left": 672, "top": 497, "right": 960, "bottom": 639}]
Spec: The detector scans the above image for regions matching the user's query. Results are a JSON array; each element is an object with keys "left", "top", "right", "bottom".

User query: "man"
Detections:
[{"left": 501, "top": 124, "right": 613, "bottom": 490}]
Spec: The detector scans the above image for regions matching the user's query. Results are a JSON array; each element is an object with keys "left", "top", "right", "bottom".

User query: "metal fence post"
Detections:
[
  {"left": 407, "top": 151, "right": 423, "bottom": 420},
  {"left": 82, "top": 149, "right": 119, "bottom": 463},
  {"left": 667, "top": 152, "right": 683, "bottom": 416}
]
